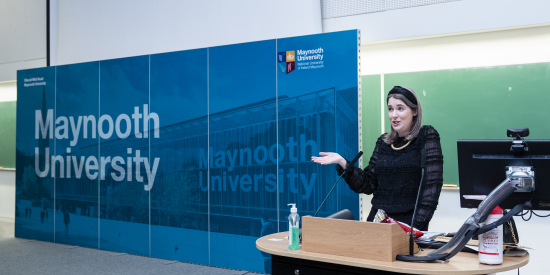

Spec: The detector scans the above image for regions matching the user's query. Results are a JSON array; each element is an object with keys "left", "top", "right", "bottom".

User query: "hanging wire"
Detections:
[{"left": 512, "top": 135, "right": 550, "bottom": 220}]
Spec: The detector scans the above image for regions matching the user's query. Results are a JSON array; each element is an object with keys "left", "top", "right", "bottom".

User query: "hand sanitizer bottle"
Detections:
[{"left": 287, "top": 204, "right": 300, "bottom": 250}]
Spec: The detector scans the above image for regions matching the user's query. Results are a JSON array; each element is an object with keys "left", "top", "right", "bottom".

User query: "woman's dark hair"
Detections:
[{"left": 383, "top": 86, "right": 422, "bottom": 145}]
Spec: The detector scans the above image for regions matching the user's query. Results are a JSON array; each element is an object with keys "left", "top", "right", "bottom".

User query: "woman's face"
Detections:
[{"left": 387, "top": 97, "right": 417, "bottom": 137}]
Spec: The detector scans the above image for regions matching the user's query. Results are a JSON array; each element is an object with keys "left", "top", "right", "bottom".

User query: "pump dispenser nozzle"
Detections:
[{"left": 288, "top": 204, "right": 297, "bottom": 213}]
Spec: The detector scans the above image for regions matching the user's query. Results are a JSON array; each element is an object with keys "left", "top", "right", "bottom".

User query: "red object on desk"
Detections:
[{"left": 375, "top": 209, "right": 424, "bottom": 238}]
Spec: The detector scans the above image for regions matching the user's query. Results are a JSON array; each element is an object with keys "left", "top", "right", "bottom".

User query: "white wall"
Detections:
[
  {"left": 0, "top": 81, "right": 17, "bottom": 102},
  {"left": 0, "top": 0, "right": 46, "bottom": 82},
  {"left": 52, "top": 0, "right": 322, "bottom": 66},
  {"left": 361, "top": 24, "right": 550, "bottom": 75},
  {"left": 359, "top": 25, "right": 550, "bottom": 274},
  {"left": 324, "top": 0, "right": 550, "bottom": 43}
]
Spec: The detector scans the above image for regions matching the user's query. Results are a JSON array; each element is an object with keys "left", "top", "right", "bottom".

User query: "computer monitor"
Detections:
[{"left": 458, "top": 139, "right": 550, "bottom": 210}]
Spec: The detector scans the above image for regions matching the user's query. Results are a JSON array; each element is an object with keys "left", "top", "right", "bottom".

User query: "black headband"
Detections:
[{"left": 388, "top": 86, "right": 418, "bottom": 105}]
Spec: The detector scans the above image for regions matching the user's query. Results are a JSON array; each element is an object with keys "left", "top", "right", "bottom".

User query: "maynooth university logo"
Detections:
[{"left": 277, "top": 51, "right": 295, "bottom": 74}]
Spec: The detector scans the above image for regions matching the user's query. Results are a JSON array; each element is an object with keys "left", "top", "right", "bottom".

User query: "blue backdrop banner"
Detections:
[{"left": 16, "top": 30, "right": 359, "bottom": 273}]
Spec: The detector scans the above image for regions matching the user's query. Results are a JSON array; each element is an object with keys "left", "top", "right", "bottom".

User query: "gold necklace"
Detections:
[{"left": 391, "top": 140, "right": 411, "bottom": 151}]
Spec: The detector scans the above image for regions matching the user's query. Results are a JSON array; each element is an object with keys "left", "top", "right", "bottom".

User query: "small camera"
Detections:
[
  {"left": 508, "top": 128, "right": 529, "bottom": 156},
  {"left": 507, "top": 128, "right": 529, "bottom": 139}
]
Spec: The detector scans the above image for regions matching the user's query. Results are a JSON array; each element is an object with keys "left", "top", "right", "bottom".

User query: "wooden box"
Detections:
[{"left": 301, "top": 216, "right": 418, "bottom": 262}]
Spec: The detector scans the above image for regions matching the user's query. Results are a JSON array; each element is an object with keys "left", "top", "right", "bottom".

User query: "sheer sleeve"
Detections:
[
  {"left": 335, "top": 135, "right": 384, "bottom": 195},
  {"left": 413, "top": 126, "right": 444, "bottom": 230}
]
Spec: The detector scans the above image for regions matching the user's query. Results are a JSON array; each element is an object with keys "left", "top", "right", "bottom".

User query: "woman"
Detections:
[{"left": 312, "top": 86, "right": 443, "bottom": 231}]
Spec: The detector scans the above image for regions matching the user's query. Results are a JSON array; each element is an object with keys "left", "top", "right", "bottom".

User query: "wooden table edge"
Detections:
[{"left": 256, "top": 232, "right": 529, "bottom": 275}]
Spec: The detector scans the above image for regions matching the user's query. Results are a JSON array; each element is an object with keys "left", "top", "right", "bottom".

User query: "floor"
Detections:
[{"left": 0, "top": 217, "right": 264, "bottom": 275}]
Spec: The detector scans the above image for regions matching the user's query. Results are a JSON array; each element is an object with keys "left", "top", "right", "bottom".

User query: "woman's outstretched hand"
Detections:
[{"left": 311, "top": 152, "right": 347, "bottom": 168}]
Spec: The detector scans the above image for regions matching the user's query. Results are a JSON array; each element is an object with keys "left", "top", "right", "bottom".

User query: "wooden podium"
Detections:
[{"left": 302, "top": 216, "right": 418, "bottom": 262}]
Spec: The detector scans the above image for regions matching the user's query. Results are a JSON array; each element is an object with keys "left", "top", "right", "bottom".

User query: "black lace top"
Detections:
[{"left": 336, "top": 125, "right": 444, "bottom": 230}]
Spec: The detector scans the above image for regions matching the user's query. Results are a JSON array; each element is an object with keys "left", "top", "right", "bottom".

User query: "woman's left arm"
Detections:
[{"left": 414, "top": 126, "right": 444, "bottom": 231}]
